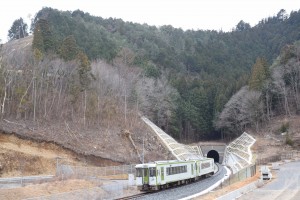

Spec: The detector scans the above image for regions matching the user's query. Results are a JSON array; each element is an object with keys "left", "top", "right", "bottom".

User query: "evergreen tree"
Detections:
[
  {"left": 190, "top": 87, "right": 211, "bottom": 138},
  {"left": 77, "top": 51, "right": 93, "bottom": 91},
  {"left": 249, "top": 57, "right": 269, "bottom": 90},
  {"left": 59, "top": 35, "right": 79, "bottom": 61},
  {"left": 32, "top": 22, "right": 45, "bottom": 52},
  {"left": 235, "top": 20, "right": 251, "bottom": 31},
  {"left": 8, "top": 18, "right": 28, "bottom": 41},
  {"left": 32, "top": 19, "right": 54, "bottom": 53}
]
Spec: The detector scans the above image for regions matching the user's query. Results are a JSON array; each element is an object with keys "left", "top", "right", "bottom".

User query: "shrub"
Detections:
[
  {"left": 279, "top": 121, "right": 289, "bottom": 133},
  {"left": 285, "top": 135, "right": 294, "bottom": 146}
]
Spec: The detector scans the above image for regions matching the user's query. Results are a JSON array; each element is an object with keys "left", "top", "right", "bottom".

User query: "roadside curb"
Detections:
[
  {"left": 216, "top": 158, "right": 300, "bottom": 200},
  {"left": 216, "top": 179, "right": 259, "bottom": 200},
  {"left": 179, "top": 166, "right": 231, "bottom": 200}
]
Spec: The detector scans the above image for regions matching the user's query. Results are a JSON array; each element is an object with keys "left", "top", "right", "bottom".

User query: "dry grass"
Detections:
[
  {"left": 100, "top": 174, "right": 128, "bottom": 180},
  {"left": 0, "top": 179, "right": 98, "bottom": 200}
]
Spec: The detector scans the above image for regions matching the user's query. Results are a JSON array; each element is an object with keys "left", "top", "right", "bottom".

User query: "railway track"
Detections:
[
  {"left": 115, "top": 192, "right": 148, "bottom": 200},
  {"left": 117, "top": 164, "right": 220, "bottom": 200}
]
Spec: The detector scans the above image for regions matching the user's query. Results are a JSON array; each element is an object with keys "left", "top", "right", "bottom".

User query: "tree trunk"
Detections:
[
  {"left": 33, "top": 77, "right": 36, "bottom": 123},
  {"left": 17, "top": 77, "right": 33, "bottom": 119},
  {"left": 83, "top": 90, "right": 87, "bottom": 128}
]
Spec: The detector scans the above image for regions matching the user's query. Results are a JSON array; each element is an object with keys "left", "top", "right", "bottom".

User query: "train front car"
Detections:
[
  {"left": 135, "top": 163, "right": 158, "bottom": 191},
  {"left": 197, "top": 158, "right": 215, "bottom": 177}
]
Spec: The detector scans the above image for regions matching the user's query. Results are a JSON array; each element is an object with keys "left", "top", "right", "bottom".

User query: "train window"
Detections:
[
  {"left": 136, "top": 168, "right": 143, "bottom": 177},
  {"left": 165, "top": 166, "right": 192, "bottom": 175},
  {"left": 149, "top": 167, "right": 156, "bottom": 177}
]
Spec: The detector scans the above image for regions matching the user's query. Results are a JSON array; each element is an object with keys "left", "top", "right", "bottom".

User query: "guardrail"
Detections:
[
  {"left": 56, "top": 164, "right": 137, "bottom": 179},
  {"left": 256, "top": 151, "right": 299, "bottom": 165},
  {"left": 0, "top": 175, "right": 54, "bottom": 188}
]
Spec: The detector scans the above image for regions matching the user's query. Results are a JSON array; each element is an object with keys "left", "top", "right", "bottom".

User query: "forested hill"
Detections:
[{"left": 5, "top": 7, "right": 300, "bottom": 142}]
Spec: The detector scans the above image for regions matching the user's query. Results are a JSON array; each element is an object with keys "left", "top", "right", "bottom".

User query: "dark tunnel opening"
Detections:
[{"left": 207, "top": 150, "right": 220, "bottom": 163}]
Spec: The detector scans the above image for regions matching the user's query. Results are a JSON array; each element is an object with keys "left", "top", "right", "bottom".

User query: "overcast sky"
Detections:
[{"left": 1, "top": 0, "right": 300, "bottom": 43}]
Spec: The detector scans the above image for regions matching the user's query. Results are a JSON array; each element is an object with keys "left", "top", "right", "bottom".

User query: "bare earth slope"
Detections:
[
  {"left": 0, "top": 36, "right": 169, "bottom": 174},
  {"left": 0, "top": 132, "right": 90, "bottom": 177}
]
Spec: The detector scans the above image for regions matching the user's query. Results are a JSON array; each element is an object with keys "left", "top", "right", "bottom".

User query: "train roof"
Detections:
[
  {"left": 135, "top": 158, "right": 214, "bottom": 168},
  {"left": 135, "top": 163, "right": 156, "bottom": 168}
]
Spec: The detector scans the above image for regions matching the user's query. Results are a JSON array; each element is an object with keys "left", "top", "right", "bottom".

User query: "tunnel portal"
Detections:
[{"left": 207, "top": 150, "right": 220, "bottom": 163}]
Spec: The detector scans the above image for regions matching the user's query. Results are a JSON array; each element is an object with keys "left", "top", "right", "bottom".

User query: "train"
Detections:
[{"left": 135, "top": 158, "right": 215, "bottom": 191}]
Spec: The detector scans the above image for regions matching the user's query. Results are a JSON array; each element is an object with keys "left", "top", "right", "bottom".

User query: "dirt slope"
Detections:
[{"left": 0, "top": 132, "right": 83, "bottom": 177}]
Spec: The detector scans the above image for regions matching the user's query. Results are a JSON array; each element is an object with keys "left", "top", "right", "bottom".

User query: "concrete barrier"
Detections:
[{"left": 216, "top": 180, "right": 258, "bottom": 200}]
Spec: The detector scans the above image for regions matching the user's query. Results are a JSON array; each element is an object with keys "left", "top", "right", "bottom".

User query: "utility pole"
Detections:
[{"left": 142, "top": 137, "right": 144, "bottom": 164}]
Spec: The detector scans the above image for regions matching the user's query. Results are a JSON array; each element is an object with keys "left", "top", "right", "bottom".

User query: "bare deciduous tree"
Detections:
[{"left": 216, "top": 86, "right": 264, "bottom": 136}]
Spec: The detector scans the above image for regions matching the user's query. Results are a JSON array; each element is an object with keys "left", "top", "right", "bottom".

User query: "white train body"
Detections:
[{"left": 135, "top": 158, "right": 214, "bottom": 191}]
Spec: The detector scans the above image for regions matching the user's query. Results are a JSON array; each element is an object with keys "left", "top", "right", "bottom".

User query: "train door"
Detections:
[
  {"left": 143, "top": 168, "right": 149, "bottom": 184},
  {"left": 191, "top": 164, "right": 194, "bottom": 175},
  {"left": 161, "top": 167, "right": 164, "bottom": 181}
]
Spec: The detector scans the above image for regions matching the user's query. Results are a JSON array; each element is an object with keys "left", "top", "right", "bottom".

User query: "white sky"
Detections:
[{"left": 1, "top": 0, "right": 300, "bottom": 43}]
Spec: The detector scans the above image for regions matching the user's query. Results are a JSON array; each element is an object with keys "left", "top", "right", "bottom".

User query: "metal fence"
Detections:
[
  {"left": 218, "top": 151, "right": 300, "bottom": 189},
  {"left": 218, "top": 164, "right": 257, "bottom": 188},
  {"left": 0, "top": 175, "right": 54, "bottom": 189},
  {"left": 256, "top": 151, "right": 298, "bottom": 165},
  {"left": 56, "top": 164, "right": 137, "bottom": 179},
  {"left": 17, "top": 164, "right": 136, "bottom": 199}
]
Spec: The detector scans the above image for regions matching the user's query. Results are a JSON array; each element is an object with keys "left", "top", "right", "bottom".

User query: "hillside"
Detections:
[
  {"left": 0, "top": 36, "right": 170, "bottom": 172},
  {"left": 26, "top": 7, "right": 300, "bottom": 141},
  {"left": 216, "top": 40, "right": 300, "bottom": 139},
  {"left": 1, "top": 7, "right": 300, "bottom": 200},
  {"left": 0, "top": 7, "right": 300, "bottom": 170}
]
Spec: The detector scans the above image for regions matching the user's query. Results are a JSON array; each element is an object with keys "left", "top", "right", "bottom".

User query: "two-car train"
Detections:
[{"left": 135, "top": 158, "right": 215, "bottom": 191}]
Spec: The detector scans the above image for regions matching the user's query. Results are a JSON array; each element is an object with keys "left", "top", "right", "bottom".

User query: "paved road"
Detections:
[{"left": 239, "top": 161, "right": 300, "bottom": 200}]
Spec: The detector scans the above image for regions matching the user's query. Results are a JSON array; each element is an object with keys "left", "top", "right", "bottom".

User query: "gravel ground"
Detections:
[
  {"left": 139, "top": 164, "right": 226, "bottom": 200},
  {"left": 238, "top": 161, "right": 300, "bottom": 200}
]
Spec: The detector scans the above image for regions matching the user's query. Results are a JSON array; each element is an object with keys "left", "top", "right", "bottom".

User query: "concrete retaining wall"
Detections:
[{"left": 216, "top": 180, "right": 259, "bottom": 200}]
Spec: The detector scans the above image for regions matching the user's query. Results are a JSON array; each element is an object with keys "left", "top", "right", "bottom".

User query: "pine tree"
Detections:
[
  {"left": 8, "top": 18, "right": 28, "bottom": 41},
  {"left": 249, "top": 57, "right": 269, "bottom": 90},
  {"left": 77, "top": 51, "right": 93, "bottom": 91},
  {"left": 32, "top": 22, "right": 45, "bottom": 53},
  {"left": 32, "top": 19, "right": 54, "bottom": 53},
  {"left": 59, "top": 35, "right": 79, "bottom": 61}
]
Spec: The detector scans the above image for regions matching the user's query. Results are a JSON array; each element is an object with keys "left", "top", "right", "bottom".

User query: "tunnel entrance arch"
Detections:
[{"left": 207, "top": 150, "right": 220, "bottom": 163}]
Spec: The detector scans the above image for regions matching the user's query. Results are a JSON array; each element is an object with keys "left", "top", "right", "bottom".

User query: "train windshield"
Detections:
[
  {"left": 136, "top": 168, "right": 143, "bottom": 177},
  {"left": 149, "top": 167, "right": 156, "bottom": 177},
  {"left": 136, "top": 167, "right": 155, "bottom": 177}
]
